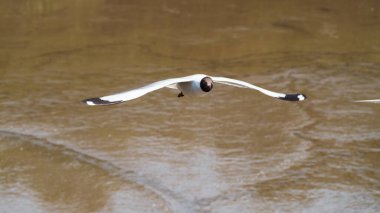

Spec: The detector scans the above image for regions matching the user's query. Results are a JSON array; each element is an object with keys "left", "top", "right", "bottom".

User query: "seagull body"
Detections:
[{"left": 82, "top": 74, "right": 307, "bottom": 105}]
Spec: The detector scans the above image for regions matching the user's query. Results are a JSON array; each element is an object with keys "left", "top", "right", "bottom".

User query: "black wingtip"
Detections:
[
  {"left": 279, "top": 93, "right": 307, "bottom": 101},
  {"left": 82, "top": 97, "right": 122, "bottom": 106}
]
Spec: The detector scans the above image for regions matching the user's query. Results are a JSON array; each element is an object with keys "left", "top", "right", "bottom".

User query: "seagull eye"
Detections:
[{"left": 200, "top": 77, "right": 213, "bottom": 92}]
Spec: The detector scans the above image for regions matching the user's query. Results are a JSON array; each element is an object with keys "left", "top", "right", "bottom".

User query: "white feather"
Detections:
[
  {"left": 211, "top": 76, "right": 286, "bottom": 98},
  {"left": 99, "top": 74, "right": 205, "bottom": 103}
]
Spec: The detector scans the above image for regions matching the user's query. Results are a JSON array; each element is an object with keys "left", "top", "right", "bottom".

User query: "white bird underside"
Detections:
[{"left": 82, "top": 74, "right": 307, "bottom": 106}]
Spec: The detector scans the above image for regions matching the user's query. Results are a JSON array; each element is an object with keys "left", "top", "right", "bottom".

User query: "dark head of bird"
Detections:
[{"left": 200, "top": 77, "right": 213, "bottom": 92}]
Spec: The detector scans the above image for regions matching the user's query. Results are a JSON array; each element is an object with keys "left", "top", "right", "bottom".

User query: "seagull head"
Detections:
[{"left": 200, "top": 77, "right": 213, "bottom": 92}]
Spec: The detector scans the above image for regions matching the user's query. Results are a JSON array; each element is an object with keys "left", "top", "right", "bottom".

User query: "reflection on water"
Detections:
[{"left": 0, "top": 0, "right": 380, "bottom": 212}]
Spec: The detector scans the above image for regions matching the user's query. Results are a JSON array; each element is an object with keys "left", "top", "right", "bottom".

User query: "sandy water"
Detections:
[{"left": 0, "top": 0, "right": 380, "bottom": 212}]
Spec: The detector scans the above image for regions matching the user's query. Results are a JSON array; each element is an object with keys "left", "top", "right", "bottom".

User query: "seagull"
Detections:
[
  {"left": 82, "top": 74, "right": 307, "bottom": 105},
  {"left": 354, "top": 99, "right": 380, "bottom": 103}
]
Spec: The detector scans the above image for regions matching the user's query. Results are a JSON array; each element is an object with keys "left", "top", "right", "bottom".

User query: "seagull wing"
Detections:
[
  {"left": 211, "top": 76, "right": 307, "bottom": 101},
  {"left": 82, "top": 76, "right": 197, "bottom": 105}
]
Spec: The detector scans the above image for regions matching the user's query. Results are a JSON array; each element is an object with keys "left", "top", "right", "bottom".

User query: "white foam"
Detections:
[{"left": 354, "top": 99, "right": 380, "bottom": 103}]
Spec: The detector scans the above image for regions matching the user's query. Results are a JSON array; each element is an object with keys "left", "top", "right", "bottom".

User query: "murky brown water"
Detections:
[{"left": 1, "top": 0, "right": 380, "bottom": 212}]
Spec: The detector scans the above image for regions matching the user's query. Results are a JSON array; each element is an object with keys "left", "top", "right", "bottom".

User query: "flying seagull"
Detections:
[{"left": 82, "top": 74, "right": 307, "bottom": 105}]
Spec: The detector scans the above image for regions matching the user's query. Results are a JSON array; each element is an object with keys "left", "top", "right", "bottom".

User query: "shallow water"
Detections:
[{"left": 1, "top": 0, "right": 380, "bottom": 212}]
